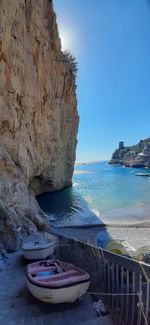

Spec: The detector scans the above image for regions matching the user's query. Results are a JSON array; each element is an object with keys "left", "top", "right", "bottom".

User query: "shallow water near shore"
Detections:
[{"left": 37, "top": 162, "right": 150, "bottom": 227}]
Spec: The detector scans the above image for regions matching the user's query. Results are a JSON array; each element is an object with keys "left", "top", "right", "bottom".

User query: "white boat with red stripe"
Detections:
[{"left": 26, "top": 259, "right": 90, "bottom": 303}]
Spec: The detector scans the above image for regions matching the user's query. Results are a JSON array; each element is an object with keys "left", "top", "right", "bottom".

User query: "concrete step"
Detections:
[
  {"left": 1, "top": 314, "right": 114, "bottom": 325},
  {"left": 76, "top": 315, "right": 114, "bottom": 325}
]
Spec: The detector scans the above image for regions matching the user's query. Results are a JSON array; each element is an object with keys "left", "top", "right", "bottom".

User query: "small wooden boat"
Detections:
[
  {"left": 104, "top": 240, "right": 136, "bottom": 256},
  {"left": 26, "top": 259, "right": 90, "bottom": 303},
  {"left": 22, "top": 240, "right": 55, "bottom": 260}
]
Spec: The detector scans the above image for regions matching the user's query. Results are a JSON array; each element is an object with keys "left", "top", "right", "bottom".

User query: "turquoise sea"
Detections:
[{"left": 37, "top": 162, "right": 150, "bottom": 227}]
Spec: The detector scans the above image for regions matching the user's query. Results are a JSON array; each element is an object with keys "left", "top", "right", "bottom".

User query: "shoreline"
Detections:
[
  {"left": 52, "top": 220, "right": 150, "bottom": 229},
  {"left": 51, "top": 221, "right": 150, "bottom": 252},
  {"left": 48, "top": 202, "right": 150, "bottom": 253}
]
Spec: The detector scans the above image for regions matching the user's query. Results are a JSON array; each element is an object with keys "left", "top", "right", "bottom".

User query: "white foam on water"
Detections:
[
  {"left": 51, "top": 201, "right": 102, "bottom": 227},
  {"left": 84, "top": 195, "right": 93, "bottom": 205},
  {"left": 73, "top": 181, "right": 80, "bottom": 187},
  {"left": 91, "top": 208, "right": 101, "bottom": 217},
  {"left": 47, "top": 213, "right": 58, "bottom": 221},
  {"left": 74, "top": 170, "right": 93, "bottom": 175}
]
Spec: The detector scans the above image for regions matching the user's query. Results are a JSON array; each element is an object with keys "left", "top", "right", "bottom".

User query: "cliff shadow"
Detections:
[{"left": 36, "top": 186, "right": 113, "bottom": 248}]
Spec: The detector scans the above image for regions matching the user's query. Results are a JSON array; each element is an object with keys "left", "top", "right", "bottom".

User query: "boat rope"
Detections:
[
  {"left": 88, "top": 245, "right": 150, "bottom": 325},
  {"left": 139, "top": 262, "right": 150, "bottom": 283},
  {"left": 54, "top": 261, "right": 63, "bottom": 273},
  {"left": 91, "top": 245, "right": 105, "bottom": 261},
  {"left": 137, "top": 291, "right": 149, "bottom": 325},
  {"left": 140, "top": 308, "right": 149, "bottom": 325},
  {"left": 86, "top": 290, "right": 148, "bottom": 323}
]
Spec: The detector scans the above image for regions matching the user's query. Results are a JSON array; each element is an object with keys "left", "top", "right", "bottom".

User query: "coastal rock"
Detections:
[
  {"left": 109, "top": 138, "right": 150, "bottom": 167},
  {"left": 0, "top": 0, "right": 79, "bottom": 250},
  {"left": 0, "top": 243, "right": 7, "bottom": 271},
  {"left": 0, "top": 259, "right": 4, "bottom": 272}
]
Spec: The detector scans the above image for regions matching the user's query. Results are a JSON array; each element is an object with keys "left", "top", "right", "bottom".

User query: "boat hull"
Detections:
[
  {"left": 26, "top": 259, "right": 90, "bottom": 303},
  {"left": 26, "top": 277, "right": 90, "bottom": 303}
]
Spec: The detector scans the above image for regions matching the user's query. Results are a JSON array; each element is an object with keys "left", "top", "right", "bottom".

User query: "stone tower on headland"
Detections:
[
  {"left": 118, "top": 141, "right": 124, "bottom": 149},
  {"left": 110, "top": 138, "right": 150, "bottom": 168}
]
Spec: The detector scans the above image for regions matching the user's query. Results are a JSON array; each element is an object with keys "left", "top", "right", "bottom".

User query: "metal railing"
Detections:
[{"left": 55, "top": 234, "right": 150, "bottom": 325}]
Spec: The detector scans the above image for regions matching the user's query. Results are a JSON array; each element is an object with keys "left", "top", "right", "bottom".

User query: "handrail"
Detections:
[{"left": 56, "top": 233, "right": 150, "bottom": 325}]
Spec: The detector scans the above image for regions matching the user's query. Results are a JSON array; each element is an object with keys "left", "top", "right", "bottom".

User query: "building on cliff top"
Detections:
[{"left": 118, "top": 141, "right": 124, "bottom": 149}]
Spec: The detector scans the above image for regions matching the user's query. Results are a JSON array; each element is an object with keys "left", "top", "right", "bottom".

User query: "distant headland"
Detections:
[{"left": 109, "top": 137, "right": 150, "bottom": 168}]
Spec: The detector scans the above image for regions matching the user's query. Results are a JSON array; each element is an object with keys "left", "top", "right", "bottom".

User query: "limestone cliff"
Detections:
[
  {"left": 109, "top": 138, "right": 150, "bottom": 167},
  {"left": 0, "top": 0, "right": 79, "bottom": 250}
]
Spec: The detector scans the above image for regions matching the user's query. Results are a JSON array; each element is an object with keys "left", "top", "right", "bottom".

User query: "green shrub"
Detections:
[
  {"left": 0, "top": 205, "right": 6, "bottom": 218},
  {"left": 63, "top": 50, "right": 78, "bottom": 78},
  {"left": 25, "top": 211, "right": 33, "bottom": 221}
]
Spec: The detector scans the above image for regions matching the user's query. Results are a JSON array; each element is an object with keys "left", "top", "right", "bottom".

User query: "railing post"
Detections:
[
  {"left": 145, "top": 281, "right": 150, "bottom": 325},
  {"left": 125, "top": 269, "right": 129, "bottom": 324},
  {"left": 56, "top": 234, "right": 150, "bottom": 325}
]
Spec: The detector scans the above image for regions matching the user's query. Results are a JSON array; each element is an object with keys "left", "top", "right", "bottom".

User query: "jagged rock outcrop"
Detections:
[
  {"left": 0, "top": 0, "right": 79, "bottom": 250},
  {"left": 109, "top": 138, "right": 150, "bottom": 167}
]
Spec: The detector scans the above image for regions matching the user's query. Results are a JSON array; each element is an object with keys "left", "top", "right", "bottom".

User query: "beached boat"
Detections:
[
  {"left": 104, "top": 239, "right": 135, "bottom": 257},
  {"left": 22, "top": 240, "right": 55, "bottom": 260},
  {"left": 26, "top": 259, "right": 90, "bottom": 303}
]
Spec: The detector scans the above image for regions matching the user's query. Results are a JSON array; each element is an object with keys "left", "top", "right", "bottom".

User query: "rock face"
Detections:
[
  {"left": 109, "top": 138, "right": 150, "bottom": 167},
  {"left": 0, "top": 0, "right": 79, "bottom": 250}
]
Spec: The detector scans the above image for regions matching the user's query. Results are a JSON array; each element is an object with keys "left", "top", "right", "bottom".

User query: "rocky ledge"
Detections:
[
  {"left": 109, "top": 138, "right": 150, "bottom": 167},
  {"left": 0, "top": 0, "right": 79, "bottom": 251}
]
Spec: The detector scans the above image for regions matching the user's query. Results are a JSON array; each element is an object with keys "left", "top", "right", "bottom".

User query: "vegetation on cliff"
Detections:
[{"left": 63, "top": 51, "right": 78, "bottom": 78}]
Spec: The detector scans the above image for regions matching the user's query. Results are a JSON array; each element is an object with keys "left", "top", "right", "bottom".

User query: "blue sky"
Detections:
[{"left": 53, "top": 0, "right": 150, "bottom": 162}]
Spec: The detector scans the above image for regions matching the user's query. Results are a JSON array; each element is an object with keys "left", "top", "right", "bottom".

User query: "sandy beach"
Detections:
[{"left": 51, "top": 222, "right": 150, "bottom": 254}]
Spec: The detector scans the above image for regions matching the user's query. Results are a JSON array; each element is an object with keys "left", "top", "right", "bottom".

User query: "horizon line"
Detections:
[{"left": 75, "top": 160, "right": 108, "bottom": 165}]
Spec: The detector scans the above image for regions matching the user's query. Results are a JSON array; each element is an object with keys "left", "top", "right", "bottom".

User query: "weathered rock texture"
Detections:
[
  {"left": 0, "top": 0, "right": 79, "bottom": 250},
  {"left": 109, "top": 138, "right": 150, "bottom": 167}
]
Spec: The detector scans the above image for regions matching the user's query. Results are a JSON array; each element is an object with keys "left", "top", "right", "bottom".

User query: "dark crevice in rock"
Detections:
[{"left": 29, "top": 175, "right": 54, "bottom": 195}]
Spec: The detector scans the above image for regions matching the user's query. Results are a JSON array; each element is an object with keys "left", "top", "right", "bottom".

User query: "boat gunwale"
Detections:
[
  {"left": 26, "top": 259, "right": 90, "bottom": 289},
  {"left": 26, "top": 270, "right": 90, "bottom": 289},
  {"left": 22, "top": 242, "right": 54, "bottom": 252}
]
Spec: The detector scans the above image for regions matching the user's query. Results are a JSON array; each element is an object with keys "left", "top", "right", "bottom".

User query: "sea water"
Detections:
[{"left": 37, "top": 162, "right": 150, "bottom": 227}]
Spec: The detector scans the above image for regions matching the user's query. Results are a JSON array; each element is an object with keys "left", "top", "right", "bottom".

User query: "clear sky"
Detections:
[{"left": 53, "top": 0, "right": 150, "bottom": 162}]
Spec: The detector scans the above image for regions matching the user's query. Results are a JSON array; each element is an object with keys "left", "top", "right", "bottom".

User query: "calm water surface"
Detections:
[{"left": 37, "top": 162, "right": 150, "bottom": 226}]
